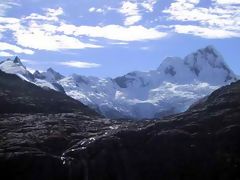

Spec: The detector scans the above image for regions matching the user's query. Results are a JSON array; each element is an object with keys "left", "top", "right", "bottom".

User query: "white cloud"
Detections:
[
  {"left": 24, "top": 7, "right": 63, "bottom": 22},
  {"left": 45, "top": 7, "right": 63, "bottom": 17},
  {"left": 119, "top": 1, "right": 142, "bottom": 26},
  {"left": 124, "top": 15, "right": 142, "bottom": 26},
  {"left": 58, "top": 24, "right": 167, "bottom": 41},
  {"left": 0, "top": 7, "right": 167, "bottom": 52},
  {"left": 21, "top": 59, "right": 37, "bottom": 64},
  {"left": 60, "top": 61, "right": 101, "bottom": 68},
  {"left": 141, "top": 0, "right": 157, "bottom": 12},
  {"left": 89, "top": 7, "right": 96, "bottom": 12},
  {"left": 0, "top": 8, "right": 102, "bottom": 51},
  {"left": 96, "top": 8, "right": 104, "bottom": 13},
  {"left": 0, "top": 17, "right": 21, "bottom": 33},
  {"left": 0, "top": 16, "right": 20, "bottom": 24},
  {"left": 119, "top": 1, "right": 139, "bottom": 16},
  {"left": 0, "top": 42, "right": 34, "bottom": 54},
  {"left": 173, "top": 25, "right": 240, "bottom": 39},
  {"left": 0, "top": 0, "right": 20, "bottom": 16},
  {"left": 164, "top": 0, "right": 240, "bottom": 38},
  {"left": 14, "top": 28, "right": 102, "bottom": 51},
  {"left": 214, "top": 0, "right": 240, "bottom": 4},
  {"left": 0, "top": 51, "right": 13, "bottom": 56},
  {"left": 140, "top": 46, "right": 150, "bottom": 50},
  {"left": 89, "top": 7, "right": 104, "bottom": 13}
]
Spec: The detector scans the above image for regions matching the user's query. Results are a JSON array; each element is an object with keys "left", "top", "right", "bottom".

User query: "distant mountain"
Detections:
[
  {"left": 0, "top": 46, "right": 238, "bottom": 119},
  {"left": 0, "top": 57, "right": 65, "bottom": 92},
  {"left": 0, "top": 56, "right": 34, "bottom": 81},
  {"left": 33, "top": 68, "right": 65, "bottom": 82},
  {"left": 0, "top": 70, "right": 98, "bottom": 115},
  {"left": 59, "top": 45, "right": 237, "bottom": 119}
]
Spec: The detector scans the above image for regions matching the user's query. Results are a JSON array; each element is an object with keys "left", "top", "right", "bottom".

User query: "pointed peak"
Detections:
[
  {"left": 47, "top": 67, "right": 55, "bottom": 73},
  {"left": 46, "top": 67, "right": 64, "bottom": 80},
  {"left": 183, "top": 45, "right": 237, "bottom": 82},
  {"left": 184, "top": 45, "right": 224, "bottom": 64},
  {"left": 13, "top": 56, "right": 21, "bottom": 64},
  {"left": 33, "top": 70, "right": 40, "bottom": 75},
  {"left": 205, "top": 45, "right": 215, "bottom": 50},
  {"left": 198, "top": 45, "right": 219, "bottom": 57}
]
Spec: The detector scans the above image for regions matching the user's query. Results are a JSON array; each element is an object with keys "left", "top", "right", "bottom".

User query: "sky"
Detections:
[{"left": 0, "top": 0, "right": 240, "bottom": 77}]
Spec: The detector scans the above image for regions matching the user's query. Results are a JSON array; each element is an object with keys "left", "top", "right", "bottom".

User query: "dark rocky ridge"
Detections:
[{"left": 0, "top": 66, "right": 240, "bottom": 180}]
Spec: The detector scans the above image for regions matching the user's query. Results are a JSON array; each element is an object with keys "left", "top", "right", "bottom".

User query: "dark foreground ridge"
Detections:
[{"left": 0, "top": 66, "right": 240, "bottom": 179}]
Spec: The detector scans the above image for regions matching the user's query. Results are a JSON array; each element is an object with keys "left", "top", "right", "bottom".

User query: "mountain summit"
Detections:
[
  {"left": 0, "top": 56, "right": 33, "bottom": 80},
  {"left": 34, "top": 68, "right": 64, "bottom": 82},
  {"left": 0, "top": 46, "right": 238, "bottom": 119},
  {"left": 157, "top": 46, "right": 236, "bottom": 85},
  {"left": 184, "top": 46, "right": 236, "bottom": 84}
]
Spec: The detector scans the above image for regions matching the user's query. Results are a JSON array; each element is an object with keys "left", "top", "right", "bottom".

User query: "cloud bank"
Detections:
[{"left": 60, "top": 61, "right": 101, "bottom": 68}]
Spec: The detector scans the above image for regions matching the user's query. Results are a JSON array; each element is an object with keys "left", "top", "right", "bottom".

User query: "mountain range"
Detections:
[{"left": 0, "top": 45, "right": 238, "bottom": 119}]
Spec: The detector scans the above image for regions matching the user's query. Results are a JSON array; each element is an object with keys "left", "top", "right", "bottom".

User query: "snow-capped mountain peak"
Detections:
[
  {"left": 184, "top": 46, "right": 236, "bottom": 84},
  {"left": 0, "top": 57, "right": 65, "bottom": 93},
  {"left": 13, "top": 56, "right": 25, "bottom": 67},
  {"left": 154, "top": 46, "right": 236, "bottom": 85},
  {"left": 0, "top": 46, "right": 238, "bottom": 119},
  {"left": 32, "top": 68, "right": 65, "bottom": 92},
  {"left": 0, "top": 56, "right": 33, "bottom": 80},
  {"left": 57, "top": 46, "right": 238, "bottom": 119},
  {"left": 184, "top": 46, "right": 224, "bottom": 70},
  {"left": 157, "top": 57, "right": 186, "bottom": 78},
  {"left": 33, "top": 67, "right": 65, "bottom": 82}
]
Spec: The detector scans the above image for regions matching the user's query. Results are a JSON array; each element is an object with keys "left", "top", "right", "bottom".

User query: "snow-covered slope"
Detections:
[
  {"left": 0, "top": 57, "right": 34, "bottom": 81},
  {"left": 0, "top": 46, "right": 238, "bottom": 119},
  {"left": 0, "top": 57, "right": 65, "bottom": 92},
  {"left": 33, "top": 68, "right": 65, "bottom": 92},
  {"left": 183, "top": 45, "right": 236, "bottom": 85},
  {"left": 34, "top": 68, "right": 64, "bottom": 82},
  {"left": 58, "top": 46, "right": 237, "bottom": 119}
]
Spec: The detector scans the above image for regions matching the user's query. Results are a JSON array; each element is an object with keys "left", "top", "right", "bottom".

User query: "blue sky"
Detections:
[{"left": 0, "top": 0, "right": 240, "bottom": 77}]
